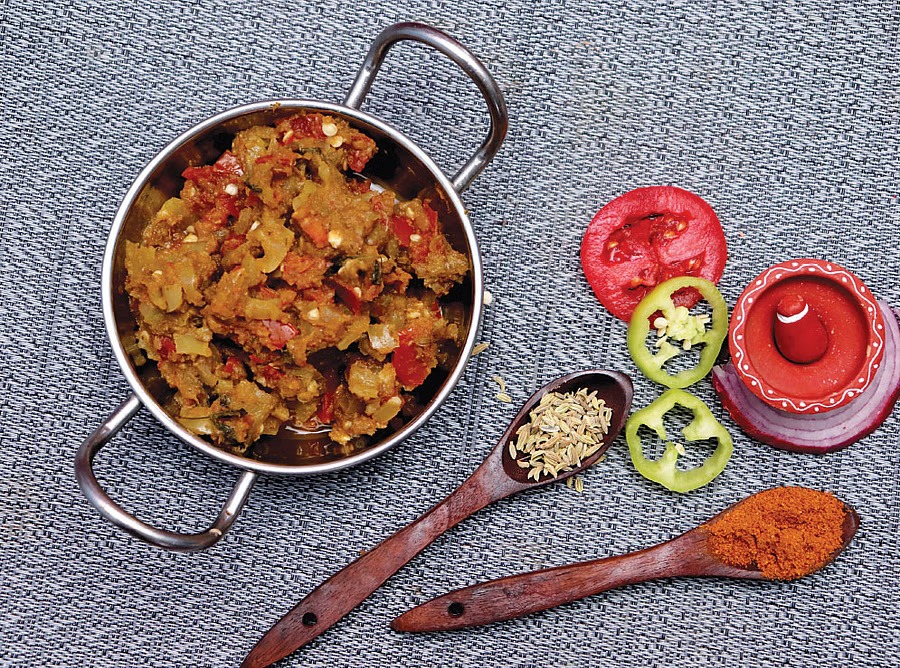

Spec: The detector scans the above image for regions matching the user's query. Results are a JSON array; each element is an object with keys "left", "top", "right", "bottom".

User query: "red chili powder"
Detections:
[{"left": 705, "top": 486, "right": 848, "bottom": 580}]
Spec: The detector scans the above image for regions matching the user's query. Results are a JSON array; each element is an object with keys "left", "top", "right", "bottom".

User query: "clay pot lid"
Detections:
[{"left": 729, "top": 258, "right": 885, "bottom": 414}]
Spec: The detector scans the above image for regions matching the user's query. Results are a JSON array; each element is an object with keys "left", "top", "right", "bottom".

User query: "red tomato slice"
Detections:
[{"left": 580, "top": 186, "right": 727, "bottom": 321}]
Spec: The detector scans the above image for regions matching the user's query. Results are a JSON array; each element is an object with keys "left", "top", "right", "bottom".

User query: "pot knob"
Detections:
[{"left": 774, "top": 294, "right": 829, "bottom": 364}]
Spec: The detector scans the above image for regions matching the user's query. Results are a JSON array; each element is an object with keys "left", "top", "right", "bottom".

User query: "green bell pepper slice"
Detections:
[
  {"left": 625, "top": 389, "right": 733, "bottom": 493},
  {"left": 627, "top": 276, "right": 728, "bottom": 389}
]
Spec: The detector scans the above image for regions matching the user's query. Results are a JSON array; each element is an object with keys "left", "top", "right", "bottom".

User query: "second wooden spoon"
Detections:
[{"left": 392, "top": 489, "right": 860, "bottom": 632}]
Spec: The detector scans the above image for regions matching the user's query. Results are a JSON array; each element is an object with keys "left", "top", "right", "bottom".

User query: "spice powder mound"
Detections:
[
  {"left": 509, "top": 387, "right": 612, "bottom": 481},
  {"left": 704, "top": 486, "right": 848, "bottom": 581}
]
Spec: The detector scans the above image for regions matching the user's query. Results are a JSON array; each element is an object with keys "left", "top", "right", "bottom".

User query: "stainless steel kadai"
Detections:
[{"left": 75, "top": 22, "right": 507, "bottom": 551}]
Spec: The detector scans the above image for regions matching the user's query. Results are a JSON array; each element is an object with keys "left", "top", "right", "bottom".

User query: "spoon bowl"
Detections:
[
  {"left": 392, "top": 489, "right": 859, "bottom": 633},
  {"left": 499, "top": 370, "right": 632, "bottom": 484},
  {"left": 241, "top": 369, "right": 633, "bottom": 668}
]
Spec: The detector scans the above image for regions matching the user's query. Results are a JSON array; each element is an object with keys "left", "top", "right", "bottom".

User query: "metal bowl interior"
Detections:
[{"left": 103, "top": 100, "right": 484, "bottom": 476}]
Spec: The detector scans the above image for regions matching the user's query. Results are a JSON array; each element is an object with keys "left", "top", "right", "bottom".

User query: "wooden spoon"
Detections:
[
  {"left": 391, "top": 491, "right": 860, "bottom": 633},
  {"left": 240, "top": 369, "right": 633, "bottom": 668}
]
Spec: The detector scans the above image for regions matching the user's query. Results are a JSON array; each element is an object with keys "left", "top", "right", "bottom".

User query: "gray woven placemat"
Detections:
[{"left": 2, "top": 1, "right": 898, "bottom": 666}]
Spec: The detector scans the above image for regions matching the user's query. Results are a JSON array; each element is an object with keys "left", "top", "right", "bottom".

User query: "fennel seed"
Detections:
[
  {"left": 509, "top": 387, "right": 613, "bottom": 482},
  {"left": 470, "top": 341, "right": 490, "bottom": 357}
]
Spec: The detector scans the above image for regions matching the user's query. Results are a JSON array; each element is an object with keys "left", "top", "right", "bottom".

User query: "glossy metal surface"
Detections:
[
  {"left": 76, "top": 22, "right": 507, "bottom": 550},
  {"left": 344, "top": 22, "right": 507, "bottom": 192},
  {"left": 75, "top": 395, "right": 258, "bottom": 552}
]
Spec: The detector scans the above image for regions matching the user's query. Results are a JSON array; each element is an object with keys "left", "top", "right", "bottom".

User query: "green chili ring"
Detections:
[
  {"left": 627, "top": 276, "right": 728, "bottom": 388},
  {"left": 625, "top": 388, "right": 733, "bottom": 493}
]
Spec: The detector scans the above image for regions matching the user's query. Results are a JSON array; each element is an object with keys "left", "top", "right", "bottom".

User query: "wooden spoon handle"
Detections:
[
  {"left": 392, "top": 531, "right": 707, "bottom": 632},
  {"left": 241, "top": 463, "right": 517, "bottom": 668}
]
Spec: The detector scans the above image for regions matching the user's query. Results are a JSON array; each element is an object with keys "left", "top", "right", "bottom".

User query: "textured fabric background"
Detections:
[{"left": 1, "top": 0, "right": 898, "bottom": 666}]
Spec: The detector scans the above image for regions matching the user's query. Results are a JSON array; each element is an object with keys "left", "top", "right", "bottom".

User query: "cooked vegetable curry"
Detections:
[{"left": 125, "top": 112, "right": 469, "bottom": 456}]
